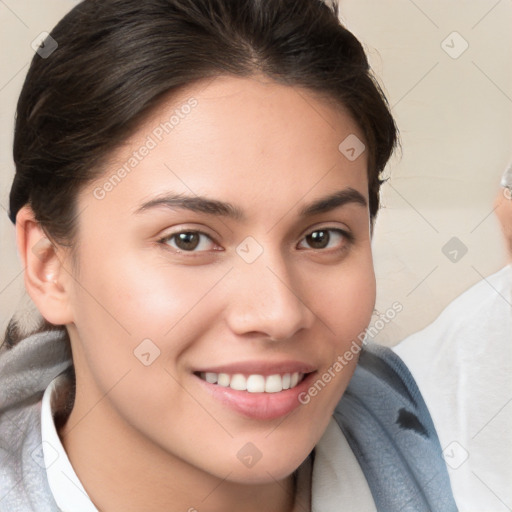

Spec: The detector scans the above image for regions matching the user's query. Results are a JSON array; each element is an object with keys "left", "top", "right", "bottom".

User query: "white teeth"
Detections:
[
  {"left": 198, "top": 371, "right": 305, "bottom": 393},
  {"left": 265, "top": 374, "right": 283, "bottom": 393},
  {"left": 246, "top": 375, "right": 265, "bottom": 393},
  {"left": 205, "top": 372, "right": 218, "bottom": 384},
  {"left": 230, "top": 374, "right": 246, "bottom": 391},
  {"left": 217, "top": 373, "right": 230, "bottom": 387}
]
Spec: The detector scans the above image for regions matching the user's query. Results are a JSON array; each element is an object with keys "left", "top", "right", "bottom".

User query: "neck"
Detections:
[{"left": 59, "top": 391, "right": 297, "bottom": 512}]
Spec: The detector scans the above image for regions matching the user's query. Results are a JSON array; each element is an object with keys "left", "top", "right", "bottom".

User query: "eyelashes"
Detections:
[
  {"left": 161, "top": 231, "right": 219, "bottom": 252},
  {"left": 159, "top": 227, "right": 353, "bottom": 254},
  {"left": 297, "top": 228, "right": 352, "bottom": 251}
]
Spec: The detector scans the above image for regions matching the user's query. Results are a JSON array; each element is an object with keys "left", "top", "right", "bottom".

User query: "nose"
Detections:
[{"left": 224, "top": 253, "right": 316, "bottom": 341}]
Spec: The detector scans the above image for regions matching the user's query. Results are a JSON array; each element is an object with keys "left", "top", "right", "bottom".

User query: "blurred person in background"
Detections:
[{"left": 395, "top": 163, "right": 512, "bottom": 512}]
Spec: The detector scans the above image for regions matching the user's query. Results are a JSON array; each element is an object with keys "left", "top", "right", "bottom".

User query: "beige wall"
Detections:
[
  {"left": 342, "top": 0, "right": 512, "bottom": 343},
  {"left": 1, "top": 1, "right": 511, "bottom": 343}
]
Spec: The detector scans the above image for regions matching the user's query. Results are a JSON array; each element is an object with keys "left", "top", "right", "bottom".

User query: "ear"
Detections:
[{"left": 16, "top": 205, "right": 74, "bottom": 325}]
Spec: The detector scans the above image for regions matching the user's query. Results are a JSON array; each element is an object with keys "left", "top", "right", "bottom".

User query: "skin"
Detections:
[
  {"left": 494, "top": 187, "right": 512, "bottom": 260},
  {"left": 18, "top": 75, "right": 376, "bottom": 512}
]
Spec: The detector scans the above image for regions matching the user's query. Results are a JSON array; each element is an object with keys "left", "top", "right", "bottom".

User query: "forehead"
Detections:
[{"left": 83, "top": 75, "right": 369, "bottom": 220}]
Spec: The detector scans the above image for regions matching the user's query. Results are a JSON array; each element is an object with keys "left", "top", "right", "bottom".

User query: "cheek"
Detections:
[
  {"left": 497, "top": 200, "right": 512, "bottom": 237},
  {"left": 67, "top": 249, "right": 233, "bottom": 444},
  {"left": 74, "top": 242, "right": 224, "bottom": 323},
  {"left": 312, "top": 248, "right": 376, "bottom": 342},
  {"left": 67, "top": 246, "right": 228, "bottom": 385},
  {"left": 293, "top": 246, "right": 375, "bottom": 410}
]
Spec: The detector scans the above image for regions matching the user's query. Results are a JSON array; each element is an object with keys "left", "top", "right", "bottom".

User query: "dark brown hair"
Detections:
[{"left": 9, "top": 0, "right": 397, "bottom": 245}]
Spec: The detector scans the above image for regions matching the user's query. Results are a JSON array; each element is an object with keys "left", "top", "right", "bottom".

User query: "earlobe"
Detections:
[{"left": 16, "top": 206, "right": 74, "bottom": 326}]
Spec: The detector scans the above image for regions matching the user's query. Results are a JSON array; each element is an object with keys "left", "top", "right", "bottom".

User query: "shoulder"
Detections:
[
  {"left": 397, "top": 265, "right": 512, "bottom": 352},
  {"left": 332, "top": 343, "right": 458, "bottom": 512},
  {"left": 0, "top": 330, "right": 71, "bottom": 409},
  {"left": 0, "top": 330, "right": 70, "bottom": 511},
  {"left": 0, "top": 387, "right": 60, "bottom": 511}
]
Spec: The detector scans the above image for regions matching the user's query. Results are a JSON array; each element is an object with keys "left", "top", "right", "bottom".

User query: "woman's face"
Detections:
[{"left": 62, "top": 75, "right": 375, "bottom": 483}]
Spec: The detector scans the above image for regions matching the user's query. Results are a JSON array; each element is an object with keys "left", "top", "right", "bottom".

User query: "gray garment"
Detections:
[
  {"left": 335, "top": 344, "right": 458, "bottom": 512},
  {"left": 0, "top": 331, "right": 457, "bottom": 511},
  {"left": 0, "top": 331, "right": 71, "bottom": 511}
]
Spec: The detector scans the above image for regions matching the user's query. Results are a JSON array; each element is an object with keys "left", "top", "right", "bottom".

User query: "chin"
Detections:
[
  {"left": 225, "top": 458, "right": 307, "bottom": 485},
  {"left": 219, "top": 438, "right": 314, "bottom": 485}
]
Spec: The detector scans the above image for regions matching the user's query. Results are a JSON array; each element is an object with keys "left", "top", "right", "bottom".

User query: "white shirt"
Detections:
[
  {"left": 394, "top": 265, "right": 512, "bottom": 512},
  {"left": 41, "top": 375, "right": 376, "bottom": 511},
  {"left": 41, "top": 376, "right": 97, "bottom": 512}
]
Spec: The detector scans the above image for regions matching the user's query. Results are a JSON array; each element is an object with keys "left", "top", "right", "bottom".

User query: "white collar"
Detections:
[
  {"left": 41, "top": 373, "right": 98, "bottom": 511},
  {"left": 41, "top": 374, "right": 375, "bottom": 512},
  {"left": 311, "top": 419, "right": 376, "bottom": 512}
]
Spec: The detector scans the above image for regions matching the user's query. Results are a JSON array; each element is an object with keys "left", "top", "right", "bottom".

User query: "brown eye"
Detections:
[
  {"left": 162, "top": 231, "right": 216, "bottom": 252},
  {"left": 175, "top": 232, "right": 200, "bottom": 250},
  {"left": 306, "top": 230, "right": 330, "bottom": 249},
  {"left": 298, "top": 228, "right": 349, "bottom": 251}
]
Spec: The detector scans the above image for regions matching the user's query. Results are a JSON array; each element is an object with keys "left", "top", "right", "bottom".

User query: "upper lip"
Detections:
[{"left": 193, "top": 360, "right": 316, "bottom": 376}]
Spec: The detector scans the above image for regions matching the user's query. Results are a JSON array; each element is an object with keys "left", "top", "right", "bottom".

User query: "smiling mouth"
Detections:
[{"left": 195, "top": 371, "right": 308, "bottom": 393}]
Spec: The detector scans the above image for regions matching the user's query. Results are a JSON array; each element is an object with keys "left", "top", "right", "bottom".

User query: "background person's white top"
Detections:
[
  {"left": 394, "top": 264, "right": 512, "bottom": 512},
  {"left": 41, "top": 375, "right": 376, "bottom": 512}
]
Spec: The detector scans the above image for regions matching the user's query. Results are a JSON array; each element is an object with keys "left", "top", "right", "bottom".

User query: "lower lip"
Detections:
[{"left": 194, "top": 372, "right": 316, "bottom": 420}]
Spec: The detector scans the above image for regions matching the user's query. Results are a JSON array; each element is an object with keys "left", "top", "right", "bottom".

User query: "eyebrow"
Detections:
[
  {"left": 298, "top": 188, "right": 367, "bottom": 217},
  {"left": 135, "top": 187, "right": 367, "bottom": 220},
  {"left": 136, "top": 194, "right": 244, "bottom": 220}
]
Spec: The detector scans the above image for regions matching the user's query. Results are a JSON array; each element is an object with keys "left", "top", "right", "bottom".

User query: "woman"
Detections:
[{"left": 0, "top": 0, "right": 456, "bottom": 510}]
